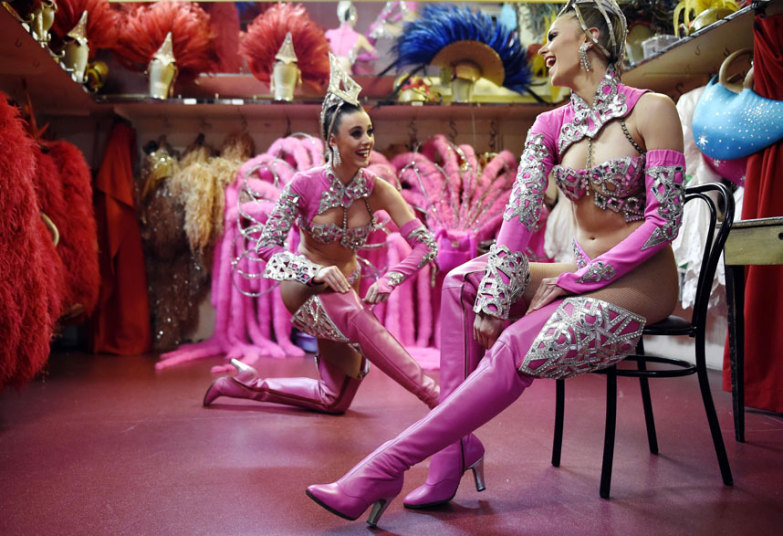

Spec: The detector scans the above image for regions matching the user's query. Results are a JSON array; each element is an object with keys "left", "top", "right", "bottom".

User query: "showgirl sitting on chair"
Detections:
[{"left": 307, "top": 0, "right": 686, "bottom": 525}]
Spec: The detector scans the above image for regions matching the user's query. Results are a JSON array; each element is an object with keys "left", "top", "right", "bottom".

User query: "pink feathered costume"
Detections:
[{"left": 306, "top": 66, "right": 687, "bottom": 519}]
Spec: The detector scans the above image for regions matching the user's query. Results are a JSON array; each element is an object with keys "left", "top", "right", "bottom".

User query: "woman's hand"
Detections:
[
  {"left": 473, "top": 312, "right": 506, "bottom": 349},
  {"left": 528, "top": 277, "right": 568, "bottom": 312},
  {"left": 314, "top": 266, "right": 351, "bottom": 293},
  {"left": 363, "top": 282, "right": 391, "bottom": 305}
]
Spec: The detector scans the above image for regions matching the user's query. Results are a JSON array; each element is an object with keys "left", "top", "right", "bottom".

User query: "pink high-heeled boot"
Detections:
[
  {"left": 404, "top": 258, "right": 488, "bottom": 508},
  {"left": 404, "top": 256, "right": 529, "bottom": 508},
  {"left": 306, "top": 310, "right": 541, "bottom": 526},
  {"left": 307, "top": 297, "right": 645, "bottom": 526},
  {"left": 203, "top": 357, "right": 364, "bottom": 414},
  {"left": 293, "top": 290, "right": 439, "bottom": 408}
]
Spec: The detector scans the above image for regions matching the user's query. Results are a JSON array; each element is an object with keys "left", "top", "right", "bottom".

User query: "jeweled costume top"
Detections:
[{"left": 474, "top": 66, "right": 685, "bottom": 319}]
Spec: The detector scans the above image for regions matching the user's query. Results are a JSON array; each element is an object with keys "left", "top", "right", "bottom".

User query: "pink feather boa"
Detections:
[{"left": 158, "top": 137, "right": 323, "bottom": 371}]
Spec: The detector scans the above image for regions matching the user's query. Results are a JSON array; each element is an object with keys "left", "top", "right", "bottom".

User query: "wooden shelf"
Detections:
[
  {"left": 0, "top": 6, "right": 106, "bottom": 116},
  {"left": 623, "top": 5, "right": 755, "bottom": 96},
  {"left": 0, "top": 3, "right": 763, "bottom": 119}
]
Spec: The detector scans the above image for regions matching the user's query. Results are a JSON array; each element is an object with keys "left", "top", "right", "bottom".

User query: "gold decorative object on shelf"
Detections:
[
  {"left": 148, "top": 32, "right": 177, "bottom": 99},
  {"left": 62, "top": 10, "right": 89, "bottom": 84},
  {"left": 28, "top": 0, "right": 56, "bottom": 44},
  {"left": 673, "top": 0, "right": 739, "bottom": 36},
  {"left": 271, "top": 32, "right": 302, "bottom": 102}
]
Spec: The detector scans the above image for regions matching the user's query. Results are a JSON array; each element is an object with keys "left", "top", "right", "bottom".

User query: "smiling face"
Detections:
[
  {"left": 538, "top": 14, "right": 588, "bottom": 88},
  {"left": 329, "top": 109, "right": 374, "bottom": 170}
]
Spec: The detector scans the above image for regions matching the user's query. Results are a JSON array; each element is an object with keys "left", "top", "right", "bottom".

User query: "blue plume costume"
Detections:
[{"left": 393, "top": 3, "right": 531, "bottom": 94}]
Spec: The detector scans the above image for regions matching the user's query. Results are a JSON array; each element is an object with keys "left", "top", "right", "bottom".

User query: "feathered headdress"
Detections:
[
  {"left": 51, "top": 0, "right": 119, "bottom": 58},
  {"left": 113, "top": 1, "right": 218, "bottom": 79},
  {"left": 394, "top": 4, "right": 531, "bottom": 94},
  {"left": 239, "top": 3, "right": 330, "bottom": 91}
]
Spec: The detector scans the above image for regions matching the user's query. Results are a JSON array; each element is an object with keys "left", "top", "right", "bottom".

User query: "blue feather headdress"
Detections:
[{"left": 393, "top": 4, "right": 531, "bottom": 94}]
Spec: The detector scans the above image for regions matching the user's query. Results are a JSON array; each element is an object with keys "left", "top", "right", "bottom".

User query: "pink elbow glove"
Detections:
[
  {"left": 376, "top": 219, "right": 437, "bottom": 294},
  {"left": 556, "top": 149, "right": 685, "bottom": 294}
]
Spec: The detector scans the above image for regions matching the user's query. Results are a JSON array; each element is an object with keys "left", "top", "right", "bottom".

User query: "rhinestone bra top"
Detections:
[
  {"left": 297, "top": 165, "right": 376, "bottom": 250},
  {"left": 298, "top": 218, "right": 375, "bottom": 250},
  {"left": 553, "top": 154, "right": 646, "bottom": 222}
]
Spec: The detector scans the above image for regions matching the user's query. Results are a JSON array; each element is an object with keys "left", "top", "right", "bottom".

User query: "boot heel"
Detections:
[
  {"left": 367, "top": 498, "right": 392, "bottom": 527},
  {"left": 469, "top": 457, "right": 486, "bottom": 492},
  {"left": 230, "top": 358, "right": 256, "bottom": 375}
]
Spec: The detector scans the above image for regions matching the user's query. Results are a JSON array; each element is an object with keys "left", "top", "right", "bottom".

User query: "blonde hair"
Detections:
[{"left": 559, "top": 0, "right": 627, "bottom": 65}]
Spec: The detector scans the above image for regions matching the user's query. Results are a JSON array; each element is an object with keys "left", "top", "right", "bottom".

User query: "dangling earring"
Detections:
[
  {"left": 579, "top": 43, "right": 592, "bottom": 72},
  {"left": 331, "top": 145, "right": 342, "bottom": 166}
]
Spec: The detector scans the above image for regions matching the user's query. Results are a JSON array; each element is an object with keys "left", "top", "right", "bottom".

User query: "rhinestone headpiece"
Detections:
[
  {"left": 561, "top": 0, "right": 627, "bottom": 64},
  {"left": 320, "top": 52, "right": 362, "bottom": 140},
  {"left": 275, "top": 32, "right": 298, "bottom": 64}
]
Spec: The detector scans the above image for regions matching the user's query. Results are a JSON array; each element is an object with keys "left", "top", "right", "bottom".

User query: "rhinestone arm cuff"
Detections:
[
  {"left": 255, "top": 183, "right": 300, "bottom": 261},
  {"left": 556, "top": 149, "right": 685, "bottom": 294},
  {"left": 473, "top": 244, "right": 530, "bottom": 319},
  {"left": 376, "top": 220, "right": 437, "bottom": 294},
  {"left": 263, "top": 251, "right": 322, "bottom": 286},
  {"left": 493, "top": 116, "right": 557, "bottom": 260}
]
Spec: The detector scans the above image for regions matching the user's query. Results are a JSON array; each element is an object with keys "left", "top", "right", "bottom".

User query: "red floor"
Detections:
[{"left": 2, "top": 351, "right": 782, "bottom": 536}]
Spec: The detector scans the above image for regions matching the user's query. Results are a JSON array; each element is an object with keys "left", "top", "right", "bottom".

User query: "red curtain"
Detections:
[
  {"left": 722, "top": 12, "right": 783, "bottom": 412},
  {"left": 89, "top": 122, "right": 152, "bottom": 355}
]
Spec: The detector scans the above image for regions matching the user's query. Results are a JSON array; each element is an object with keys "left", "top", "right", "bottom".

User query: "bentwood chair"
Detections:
[{"left": 551, "top": 182, "right": 735, "bottom": 499}]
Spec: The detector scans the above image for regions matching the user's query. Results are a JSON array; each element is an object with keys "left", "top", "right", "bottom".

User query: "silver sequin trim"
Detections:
[
  {"left": 258, "top": 184, "right": 299, "bottom": 249},
  {"left": 292, "top": 295, "right": 349, "bottom": 344},
  {"left": 559, "top": 66, "right": 628, "bottom": 156},
  {"left": 504, "top": 133, "right": 550, "bottom": 230},
  {"left": 473, "top": 244, "right": 530, "bottom": 319},
  {"left": 318, "top": 166, "right": 371, "bottom": 214},
  {"left": 576, "top": 260, "right": 617, "bottom": 284},
  {"left": 406, "top": 226, "right": 438, "bottom": 269},
  {"left": 385, "top": 271, "right": 405, "bottom": 288},
  {"left": 520, "top": 297, "right": 645, "bottom": 379},
  {"left": 642, "top": 164, "right": 684, "bottom": 250},
  {"left": 263, "top": 251, "right": 321, "bottom": 285},
  {"left": 302, "top": 220, "right": 374, "bottom": 251},
  {"left": 573, "top": 241, "right": 589, "bottom": 269}
]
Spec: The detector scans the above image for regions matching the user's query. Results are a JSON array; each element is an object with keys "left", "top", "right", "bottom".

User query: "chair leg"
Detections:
[
  {"left": 636, "top": 360, "right": 659, "bottom": 455},
  {"left": 695, "top": 348, "right": 734, "bottom": 486},
  {"left": 552, "top": 378, "right": 565, "bottom": 467},
  {"left": 600, "top": 365, "right": 617, "bottom": 499}
]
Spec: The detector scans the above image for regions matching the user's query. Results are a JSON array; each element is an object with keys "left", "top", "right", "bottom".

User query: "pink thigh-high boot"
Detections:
[
  {"left": 292, "top": 290, "right": 439, "bottom": 408},
  {"left": 307, "top": 297, "right": 645, "bottom": 526},
  {"left": 203, "top": 357, "right": 364, "bottom": 414},
  {"left": 405, "top": 255, "right": 529, "bottom": 508}
]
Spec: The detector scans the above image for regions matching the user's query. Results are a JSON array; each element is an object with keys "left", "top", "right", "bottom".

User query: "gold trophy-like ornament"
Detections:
[
  {"left": 147, "top": 32, "right": 177, "bottom": 99},
  {"left": 271, "top": 32, "right": 301, "bottom": 102},
  {"left": 27, "top": 0, "right": 57, "bottom": 44},
  {"left": 62, "top": 11, "right": 89, "bottom": 83}
]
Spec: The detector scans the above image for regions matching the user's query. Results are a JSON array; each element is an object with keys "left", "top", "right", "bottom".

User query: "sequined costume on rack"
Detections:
[{"left": 475, "top": 65, "right": 685, "bottom": 325}]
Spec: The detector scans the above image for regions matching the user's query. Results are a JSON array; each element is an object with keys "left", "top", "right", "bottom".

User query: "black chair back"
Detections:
[{"left": 686, "top": 183, "right": 735, "bottom": 342}]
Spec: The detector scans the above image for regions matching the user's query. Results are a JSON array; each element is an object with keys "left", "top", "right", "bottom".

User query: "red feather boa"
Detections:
[
  {"left": 0, "top": 97, "right": 58, "bottom": 388},
  {"left": 46, "top": 140, "right": 100, "bottom": 318}
]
